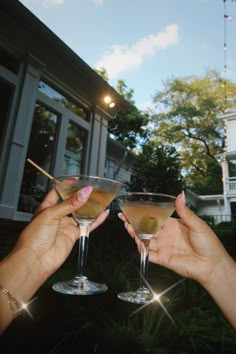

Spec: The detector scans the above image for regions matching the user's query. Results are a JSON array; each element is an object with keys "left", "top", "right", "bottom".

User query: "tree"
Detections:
[
  {"left": 116, "top": 79, "right": 135, "bottom": 104},
  {"left": 190, "top": 159, "right": 223, "bottom": 194},
  {"left": 151, "top": 70, "right": 236, "bottom": 193},
  {"left": 108, "top": 105, "right": 149, "bottom": 149},
  {"left": 130, "top": 142, "right": 184, "bottom": 195},
  {"left": 108, "top": 79, "right": 150, "bottom": 149},
  {"left": 95, "top": 68, "right": 150, "bottom": 149},
  {"left": 94, "top": 67, "right": 109, "bottom": 82}
]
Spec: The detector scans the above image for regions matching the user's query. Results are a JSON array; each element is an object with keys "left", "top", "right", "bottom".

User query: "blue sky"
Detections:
[{"left": 19, "top": 0, "right": 236, "bottom": 110}]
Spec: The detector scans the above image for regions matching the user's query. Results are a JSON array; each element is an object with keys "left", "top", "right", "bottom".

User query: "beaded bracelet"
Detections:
[{"left": 0, "top": 285, "right": 22, "bottom": 319}]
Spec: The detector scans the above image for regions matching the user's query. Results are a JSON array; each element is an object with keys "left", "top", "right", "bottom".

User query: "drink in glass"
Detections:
[
  {"left": 116, "top": 192, "right": 176, "bottom": 304},
  {"left": 52, "top": 175, "right": 123, "bottom": 295}
]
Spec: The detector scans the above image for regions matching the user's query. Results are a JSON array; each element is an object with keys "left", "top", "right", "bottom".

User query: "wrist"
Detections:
[
  {"left": 202, "top": 253, "right": 236, "bottom": 330},
  {"left": 0, "top": 246, "right": 47, "bottom": 304},
  {"left": 203, "top": 252, "right": 236, "bottom": 293}
]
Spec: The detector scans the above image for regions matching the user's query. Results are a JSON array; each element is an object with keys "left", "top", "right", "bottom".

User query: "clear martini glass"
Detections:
[
  {"left": 52, "top": 175, "right": 123, "bottom": 295},
  {"left": 116, "top": 192, "right": 176, "bottom": 304}
]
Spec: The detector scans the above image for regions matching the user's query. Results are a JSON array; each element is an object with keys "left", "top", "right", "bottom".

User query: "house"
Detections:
[
  {"left": 186, "top": 111, "right": 236, "bottom": 223},
  {"left": 219, "top": 112, "right": 236, "bottom": 219},
  {"left": 105, "top": 138, "right": 136, "bottom": 187},
  {"left": 0, "top": 0, "right": 129, "bottom": 222},
  {"left": 185, "top": 189, "right": 226, "bottom": 224}
]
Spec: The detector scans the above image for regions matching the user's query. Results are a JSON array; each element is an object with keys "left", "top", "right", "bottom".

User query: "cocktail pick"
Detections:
[{"left": 27, "top": 158, "right": 55, "bottom": 181}]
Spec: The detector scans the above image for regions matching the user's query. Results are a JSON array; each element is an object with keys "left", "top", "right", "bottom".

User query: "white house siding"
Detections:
[
  {"left": 219, "top": 112, "right": 236, "bottom": 218},
  {"left": 227, "top": 118, "right": 236, "bottom": 153},
  {"left": 198, "top": 201, "right": 224, "bottom": 217}
]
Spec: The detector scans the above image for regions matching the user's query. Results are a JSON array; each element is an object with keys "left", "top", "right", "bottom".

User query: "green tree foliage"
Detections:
[
  {"left": 108, "top": 80, "right": 150, "bottom": 149},
  {"left": 108, "top": 105, "right": 149, "bottom": 149},
  {"left": 130, "top": 142, "right": 184, "bottom": 195},
  {"left": 95, "top": 68, "right": 150, "bottom": 149},
  {"left": 152, "top": 70, "right": 236, "bottom": 194},
  {"left": 94, "top": 66, "right": 109, "bottom": 81},
  {"left": 116, "top": 79, "right": 135, "bottom": 104}
]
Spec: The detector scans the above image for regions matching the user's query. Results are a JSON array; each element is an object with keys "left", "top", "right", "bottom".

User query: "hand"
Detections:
[
  {"left": 119, "top": 192, "right": 230, "bottom": 287},
  {"left": 13, "top": 186, "right": 109, "bottom": 278}
]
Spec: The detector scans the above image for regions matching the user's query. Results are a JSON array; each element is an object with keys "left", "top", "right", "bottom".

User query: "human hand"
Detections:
[
  {"left": 14, "top": 186, "right": 109, "bottom": 279},
  {"left": 119, "top": 192, "right": 230, "bottom": 287}
]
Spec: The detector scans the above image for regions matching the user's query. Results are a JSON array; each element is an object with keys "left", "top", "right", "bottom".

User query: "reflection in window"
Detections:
[
  {"left": 38, "top": 80, "right": 90, "bottom": 122},
  {"left": 0, "top": 79, "right": 14, "bottom": 151},
  {"left": 105, "top": 159, "right": 115, "bottom": 179},
  {"left": 18, "top": 104, "right": 58, "bottom": 213},
  {"left": 229, "top": 160, "right": 236, "bottom": 178},
  {"left": 63, "top": 121, "right": 87, "bottom": 175}
]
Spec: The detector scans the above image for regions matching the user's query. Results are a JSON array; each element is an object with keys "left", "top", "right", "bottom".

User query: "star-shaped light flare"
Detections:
[
  {"left": 16, "top": 296, "right": 39, "bottom": 319},
  {"left": 130, "top": 272, "right": 185, "bottom": 325}
]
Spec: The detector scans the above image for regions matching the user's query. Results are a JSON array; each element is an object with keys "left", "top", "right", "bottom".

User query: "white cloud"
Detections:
[
  {"left": 95, "top": 24, "right": 179, "bottom": 79},
  {"left": 92, "top": 0, "right": 104, "bottom": 6}
]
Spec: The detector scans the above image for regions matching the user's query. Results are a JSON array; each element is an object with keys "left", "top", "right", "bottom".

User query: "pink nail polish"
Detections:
[
  {"left": 124, "top": 222, "right": 129, "bottom": 229},
  {"left": 77, "top": 186, "right": 93, "bottom": 201},
  {"left": 181, "top": 190, "right": 185, "bottom": 205}
]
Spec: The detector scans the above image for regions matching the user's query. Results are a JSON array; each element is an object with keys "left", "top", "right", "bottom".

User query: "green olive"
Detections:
[{"left": 139, "top": 215, "right": 158, "bottom": 233}]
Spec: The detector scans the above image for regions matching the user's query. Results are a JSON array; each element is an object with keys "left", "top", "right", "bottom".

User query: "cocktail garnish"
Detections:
[
  {"left": 27, "top": 158, "right": 55, "bottom": 181},
  {"left": 139, "top": 215, "right": 158, "bottom": 233}
]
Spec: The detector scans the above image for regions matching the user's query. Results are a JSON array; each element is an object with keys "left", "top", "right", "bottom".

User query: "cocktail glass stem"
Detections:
[
  {"left": 139, "top": 239, "right": 151, "bottom": 292},
  {"left": 77, "top": 224, "right": 90, "bottom": 278}
]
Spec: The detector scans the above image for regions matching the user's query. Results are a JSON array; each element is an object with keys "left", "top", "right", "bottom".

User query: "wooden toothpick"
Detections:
[{"left": 27, "top": 158, "right": 55, "bottom": 180}]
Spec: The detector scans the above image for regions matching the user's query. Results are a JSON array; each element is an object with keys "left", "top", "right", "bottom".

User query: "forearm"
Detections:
[
  {"left": 0, "top": 247, "right": 47, "bottom": 334},
  {"left": 203, "top": 254, "right": 236, "bottom": 330}
]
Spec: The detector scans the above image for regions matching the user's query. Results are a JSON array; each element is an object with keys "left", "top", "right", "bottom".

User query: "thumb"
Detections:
[
  {"left": 49, "top": 186, "right": 93, "bottom": 220},
  {"left": 175, "top": 191, "right": 210, "bottom": 232}
]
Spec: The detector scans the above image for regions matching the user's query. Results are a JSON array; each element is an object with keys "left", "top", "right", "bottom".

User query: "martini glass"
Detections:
[
  {"left": 116, "top": 192, "right": 176, "bottom": 304},
  {"left": 52, "top": 175, "right": 123, "bottom": 295}
]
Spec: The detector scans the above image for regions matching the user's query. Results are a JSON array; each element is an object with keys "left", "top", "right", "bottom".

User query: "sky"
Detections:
[{"left": 19, "top": 0, "right": 236, "bottom": 111}]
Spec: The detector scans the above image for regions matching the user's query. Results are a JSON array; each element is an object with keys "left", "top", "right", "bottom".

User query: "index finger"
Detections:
[{"left": 33, "top": 188, "right": 60, "bottom": 218}]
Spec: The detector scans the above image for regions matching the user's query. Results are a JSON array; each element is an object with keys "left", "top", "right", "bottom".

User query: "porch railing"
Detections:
[{"left": 199, "top": 214, "right": 236, "bottom": 227}]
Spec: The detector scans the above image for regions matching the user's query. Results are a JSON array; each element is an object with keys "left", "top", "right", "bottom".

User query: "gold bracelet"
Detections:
[{"left": 0, "top": 285, "right": 22, "bottom": 319}]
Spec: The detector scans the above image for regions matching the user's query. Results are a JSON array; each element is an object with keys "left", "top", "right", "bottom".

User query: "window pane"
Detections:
[
  {"left": 38, "top": 80, "right": 90, "bottom": 122},
  {"left": 63, "top": 121, "right": 87, "bottom": 175},
  {"left": 0, "top": 79, "right": 14, "bottom": 150},
  {"left": 18, "top": 104, "right": 58, "bottom": 213},
  {"left": 229, "top": 160, "right": 236, "bottom": 178}
]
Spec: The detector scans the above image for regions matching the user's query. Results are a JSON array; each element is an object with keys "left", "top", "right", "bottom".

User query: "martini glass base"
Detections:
[
  {"left": 52, "top": 276, "right": 108, "bottom": 295},
  {"left": 118, "top": 288, "right": 153, "bottom": 304},
  {"left": 117, "top": 288, "right": 169, "bottom": 304}
]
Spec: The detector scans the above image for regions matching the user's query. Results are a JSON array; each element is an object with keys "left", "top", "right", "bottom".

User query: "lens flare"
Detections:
[{"left": 130, "top": 270, "right": 185, "bottom": 325}]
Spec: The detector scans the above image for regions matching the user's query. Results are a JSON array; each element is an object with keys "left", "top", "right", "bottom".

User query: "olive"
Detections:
[{"left": 139, "top": 215, "right": 158, "bottom": 233}]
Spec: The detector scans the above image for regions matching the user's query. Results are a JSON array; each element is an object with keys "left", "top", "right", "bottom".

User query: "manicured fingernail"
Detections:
[
  {"left": 124, "top": 222, "right": 129, "bottom": 229},
  {"left": 118, "top": 212, "right": 123, "bottom": 219},
  {"left": 181, "top": 190, "right": 185, "bottom": 205},
  {"left": 77, "top": 186, "right": 93, "bottom": 201}
]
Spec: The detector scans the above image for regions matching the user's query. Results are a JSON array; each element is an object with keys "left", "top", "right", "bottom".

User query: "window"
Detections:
[
  {"left": 229, "top": 160, "right": 236, "bottom": 178},
  {"left": 0, "top": 79, "right": 14, "bottom": 150},
  {"left": 18, "top": 104, "right": 58, "bottom": 213},
  {"left": 38, "top": 80, "right": 90, "bottom": 122},
  {"left": 63, "top": 121, "right": 87, "bottom": 175}
]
